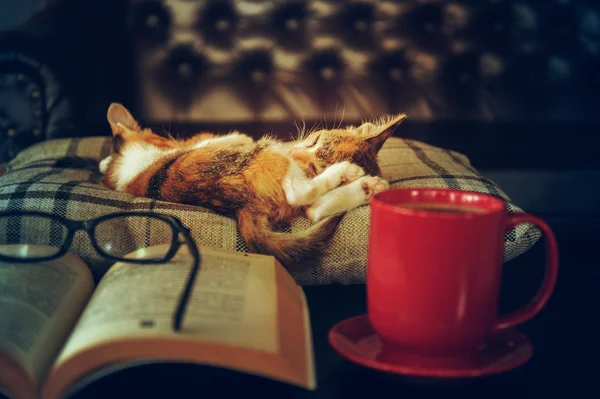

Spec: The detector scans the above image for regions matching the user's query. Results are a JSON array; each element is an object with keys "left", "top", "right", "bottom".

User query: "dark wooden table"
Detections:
[{"left": 62, "top": 220, "right": 597, "bottom": 399}]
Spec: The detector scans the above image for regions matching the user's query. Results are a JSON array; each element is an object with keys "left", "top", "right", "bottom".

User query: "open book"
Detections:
[{"left": 0, "top": 244, "right": 315, "bottom": 399}]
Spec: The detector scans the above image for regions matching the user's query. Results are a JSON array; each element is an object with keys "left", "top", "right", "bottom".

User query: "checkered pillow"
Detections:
[{"left": 0, "top": 136, "right": 540, "bottom": 285}]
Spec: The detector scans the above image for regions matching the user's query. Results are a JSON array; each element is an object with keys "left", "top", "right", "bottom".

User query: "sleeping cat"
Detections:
[{"left": 100, "top": 103, "right": 407, "bottom": 269}]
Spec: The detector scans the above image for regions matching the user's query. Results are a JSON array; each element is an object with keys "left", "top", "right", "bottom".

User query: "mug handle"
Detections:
[{"left": 494, "top": 213, "right": 559, "bottom": 331}]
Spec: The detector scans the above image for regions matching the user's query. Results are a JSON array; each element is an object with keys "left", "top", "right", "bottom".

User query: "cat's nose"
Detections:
[{"left": 290, "top": 147, "right": 310, "bottom": 161}]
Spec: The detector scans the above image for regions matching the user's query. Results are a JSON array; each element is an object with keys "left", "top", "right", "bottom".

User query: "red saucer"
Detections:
[{"left": 328, "top": 314, "right": 533, "bottom": 379}]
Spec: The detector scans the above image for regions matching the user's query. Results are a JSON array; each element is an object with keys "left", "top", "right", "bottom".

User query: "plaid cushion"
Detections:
[{"left": 0, "top": 136, "right": 540, "bottom": 285}]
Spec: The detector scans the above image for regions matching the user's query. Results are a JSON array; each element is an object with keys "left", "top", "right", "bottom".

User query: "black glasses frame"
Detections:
[{"left": 0, "top": 210, "right": 201, "bottom": 332}]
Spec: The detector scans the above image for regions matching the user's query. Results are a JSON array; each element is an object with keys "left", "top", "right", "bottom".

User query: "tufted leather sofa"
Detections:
[
  {"left": 126, "top": 0, "right": 600, "bottom": 123},
  {"left": 1, "top": 0, "right": 600, "bottom": 167}
]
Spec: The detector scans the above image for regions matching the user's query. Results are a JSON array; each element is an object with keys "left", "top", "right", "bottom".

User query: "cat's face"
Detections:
[{"left": 289, "top": 114, "right": 407, "bottom": 177}]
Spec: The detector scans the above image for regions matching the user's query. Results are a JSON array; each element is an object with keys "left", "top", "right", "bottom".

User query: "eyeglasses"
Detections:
[{"left": 0, "top": 210, "right": 201, "bottom": 332}]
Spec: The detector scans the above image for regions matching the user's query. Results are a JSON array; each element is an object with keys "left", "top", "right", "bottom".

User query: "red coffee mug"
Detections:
[{"left": 367, "top": 188, "right": 558, "bottom": 357}]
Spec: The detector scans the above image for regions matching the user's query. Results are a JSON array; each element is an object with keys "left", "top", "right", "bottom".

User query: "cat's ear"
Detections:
[
  {"left": 358, "top": 114, "right": 407, "bottom": 153},
  {"left": 107, "top": 103, "right": 141, "bottom": 136}
]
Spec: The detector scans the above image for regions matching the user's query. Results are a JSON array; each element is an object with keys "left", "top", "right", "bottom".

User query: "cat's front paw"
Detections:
[
  {"left": 361, "top": 176, "right": 389, "bottom": 200},
  {"left": 99, "top": 156, "right": 112, "bottom": 174},
  {"left": 325, "top": 161, "right": 364, "bottom": 186},
  {"left": 340, "top": 162, "right": 365, "bottom": 184},
  {"left": 305, "top": 206, "right": 322, "bottom": 223}
]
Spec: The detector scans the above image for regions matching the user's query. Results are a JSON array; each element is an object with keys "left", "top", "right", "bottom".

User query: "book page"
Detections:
[
  {"left": 55, "top": 244, "right": 278, "bottom": 359},
  {"left": 0, "top": 245, "right": 94, "bottom": 394},
  {"left": 43, "top": 244, "right": 314, "bottom": 399}
]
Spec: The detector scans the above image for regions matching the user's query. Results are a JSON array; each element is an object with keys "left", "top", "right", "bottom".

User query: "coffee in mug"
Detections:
[{"left": 396, "top": 202, "right": 487, "bottom": 214}]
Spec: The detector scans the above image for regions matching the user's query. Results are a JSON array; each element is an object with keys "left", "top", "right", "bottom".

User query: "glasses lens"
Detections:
[
  {"left": 93, "top": 215, "right": 176, "bottom": 261},
  {"left": 0, "top": 214, "right": 67, "bottom": 259}
]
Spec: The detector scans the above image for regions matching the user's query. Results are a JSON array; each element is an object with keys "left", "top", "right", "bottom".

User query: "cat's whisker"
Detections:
[
  {"left": 306, "top": 121, "right": 321, "bottom": 138},
  {"left": 337, "top": 105, "right": 346, "bottom": 130},
  {"left": 288, "top": 130, "right": 297, "bottom": 142},
  {"left": 291, "top": 120, "right": 299, "bottom": 142},
  {"left": 295, "top": 118, "right": 306, "bottom": 143},
  {"left": 292, "top": 117, "right": 310, "bottom": 143},
  {"left": 327, "top": 105, "right": 337, "bottom": 131},
  {"left": 332, "top": 104, "right": 338, "bottom": 131},
  {"left": 333, "top": 104, "right": 338, "bottom": 131},
  {"left": 301, "top": 119, "right": 307, "bottom": 142}
]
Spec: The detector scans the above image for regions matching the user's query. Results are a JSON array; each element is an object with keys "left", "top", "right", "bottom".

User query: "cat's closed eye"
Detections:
[{"left": 305, "top": 133, "right": 321, "bottom": 148}]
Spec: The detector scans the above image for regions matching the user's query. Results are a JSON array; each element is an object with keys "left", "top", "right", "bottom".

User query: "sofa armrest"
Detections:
[{"left": 0, "top": 2, "right": 80, "bottom": 163}]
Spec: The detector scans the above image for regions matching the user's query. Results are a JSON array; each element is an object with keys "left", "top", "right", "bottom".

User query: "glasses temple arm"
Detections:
[{"left": 173, "top": 231, "right": 201, "bottom": 332}]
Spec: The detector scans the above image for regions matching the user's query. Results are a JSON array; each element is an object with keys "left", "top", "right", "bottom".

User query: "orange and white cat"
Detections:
[{"left": 99, "top": 103, "right": 406, "bottom": 269}]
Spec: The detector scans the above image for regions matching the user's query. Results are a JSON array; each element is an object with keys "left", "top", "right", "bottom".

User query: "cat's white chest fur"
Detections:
[{"left": 112, "top": 144, "right": 178, "bottom": 191}]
